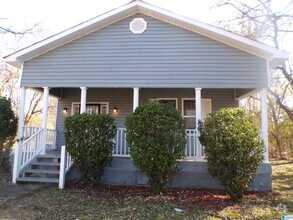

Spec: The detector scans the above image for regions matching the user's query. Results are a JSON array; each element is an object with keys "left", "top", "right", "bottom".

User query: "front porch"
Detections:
[
  {"left": 14, "top": 125, "right": 203, "bottom": 188},
  {"left": 13, "top": 87, "right": 271, "bottom": 190}
]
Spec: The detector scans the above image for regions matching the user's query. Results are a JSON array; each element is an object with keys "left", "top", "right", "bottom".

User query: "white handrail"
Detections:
[
  {"left": 20, "top": 128, "right": 44, "bottom": 170},
  {"left": 59, "top": 145, "right": 73, "bottom": 189}
]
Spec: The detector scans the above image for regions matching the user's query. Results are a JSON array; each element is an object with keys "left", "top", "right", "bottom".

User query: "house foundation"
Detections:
[{"left": 67, "top": 158, "right": 272, "bottom": 191}]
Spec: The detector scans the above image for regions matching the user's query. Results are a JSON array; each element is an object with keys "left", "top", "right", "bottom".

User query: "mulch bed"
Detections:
[{"left": 67, "top": 182, "right": 275, "bottom": 210}]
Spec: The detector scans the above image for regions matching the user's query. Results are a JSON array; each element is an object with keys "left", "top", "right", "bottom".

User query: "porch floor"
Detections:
[{"left": 43, "top": 149, "right": 61, "bottom": 157}]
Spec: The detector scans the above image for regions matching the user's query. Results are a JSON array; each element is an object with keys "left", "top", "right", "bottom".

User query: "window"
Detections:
[
  {"left": 182, "top": 98, "right": 212, "bottom": 129},
  {"left": 71, "top": 102, "right": 109, "bottom": 115},
  {"left": 150, "top": 98, "right": 178, "bottom": 109}
]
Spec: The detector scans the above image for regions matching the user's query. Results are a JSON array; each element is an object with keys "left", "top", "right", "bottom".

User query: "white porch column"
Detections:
[
  {"left": 261, "top": 88, "right": 269, "bottom": 163},
  {"left": 195, "top": 88, "right": 203, "bottom": 161},
  {"left": 12, "top": 87, "right": 26, "bottom": 183},
  {"left": 41, "top": 87, "right": 50, "bottom": 154},
  {"left": 80, "top": 87, "right": 87, "bottom": 114},
  {"left": 133, "top": 87, "right": 140, "bottom": 112}
]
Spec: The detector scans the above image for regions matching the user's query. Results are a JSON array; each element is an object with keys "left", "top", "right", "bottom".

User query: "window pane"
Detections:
[
  {"left": 101, "top": 105, "right": 107, "bottom": 114},
  {"left": 72, "top": 103, "right": 109, "bottom": 115},
  {"left": 184, "top": 118, "right": 195, "bottom": 129},
  {"left": 184, "top": 100, "right": 195, "bottom": 116},
  {"left": 73, "top": 104, "right": 80, "bottom": 115},
  {"left": 86, "top": 104, "right": 100, "bottom": 114},
  {"left": 158, "top": 99, "right": 176, "bottom": 108}
]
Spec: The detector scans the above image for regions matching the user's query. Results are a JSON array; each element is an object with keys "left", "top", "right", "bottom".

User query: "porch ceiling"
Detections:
[{"left": 31, "top": 87, "right": 256, "bottom": 101}]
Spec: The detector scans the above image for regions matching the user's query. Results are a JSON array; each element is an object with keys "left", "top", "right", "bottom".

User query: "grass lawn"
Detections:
[{"left": 0, "top": 160, "right": 292, "bottom": 219}]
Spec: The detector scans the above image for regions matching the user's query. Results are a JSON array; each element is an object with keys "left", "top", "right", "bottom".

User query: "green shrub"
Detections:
[
  {"left": 64, "top": 113, "right": 116, "bottom": 186},
  {"left": 199, "top": 108, "right": 264, "bottom": 201},
  {"left": 0, "top": 97, "right": 18, "bottom": 174},
  {"left": 126, "top": 102, "right": 186, "bottom": 193}
]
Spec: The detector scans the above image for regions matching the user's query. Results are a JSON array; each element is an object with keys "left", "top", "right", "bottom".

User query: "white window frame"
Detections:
[
  {"left": 182, "top": 98, "right": 212, "bottom": 119},
  {"left": 150, "top": 98, "right": 178, "bottom": 110},
  {"left": 71, "top": 102, "right": 109, "bottom": 115}
]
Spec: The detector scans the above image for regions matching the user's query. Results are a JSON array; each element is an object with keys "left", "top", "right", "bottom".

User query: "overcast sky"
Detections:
[{"left": 0, "top": 0, "right": 292, "bottom": 57}]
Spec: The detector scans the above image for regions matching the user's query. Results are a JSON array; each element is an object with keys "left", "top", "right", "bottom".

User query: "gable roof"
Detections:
[{"left": 4, "top": 0, "right": 288, "bottom": 68}]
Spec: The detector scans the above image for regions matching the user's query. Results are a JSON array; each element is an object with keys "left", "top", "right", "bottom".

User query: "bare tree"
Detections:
[
  {"left": 1, "top": 20, "right": 56, "bottom": 128},
  {"left": 213, "top": 0, "right": 293, "bottom": 159},
  {"left": 0, "top": 23, "right": 41, "bottom": 36}
]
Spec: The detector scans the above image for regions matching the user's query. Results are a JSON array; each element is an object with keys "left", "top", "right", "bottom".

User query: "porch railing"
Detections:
[
  {"left": 46, "top": 129, "right": 57, "bottom": 150},
  {"left": 58, "top": 128, "right": 202, "bottom": 189},
  {"left": 23, "top": 126, "right": 41, "bottom": 139},
  {"left": 59, "top": 145, "right": 73, "bottom": 189},
  {"left": 113, "top": 128, "right": 129, "bottom": 157},
  {"left": 185, "top": 129, "right": 197, "bottom": 159},
  {"left": 20, "top": 128, "right": 44, "bottom": 170},
  {"left": 112, "top": 128, "right": 202, "bottom": 160},
  {"left": 23, "top": 126, "right": 56, "bottom": 151}
]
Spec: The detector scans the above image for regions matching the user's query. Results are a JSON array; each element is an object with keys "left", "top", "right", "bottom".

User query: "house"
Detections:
[{"left": 4, "top": 0, "right": 288, "bottom": 190}]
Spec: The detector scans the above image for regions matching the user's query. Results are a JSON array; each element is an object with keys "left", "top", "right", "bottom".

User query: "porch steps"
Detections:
[
  {"left": 30, "top": 161, "right": 60, "bottom": 166},
  {"left": 16, "top": 151, "right": 61, "bottom": 185},
  {"left": 16, "top": 177, "right": 59, "bottom": 183},
  {"left": 23, "top": 169, "right": 60, "bottom": 174}
]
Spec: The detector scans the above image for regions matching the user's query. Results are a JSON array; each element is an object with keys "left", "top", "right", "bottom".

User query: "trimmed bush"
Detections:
[
  {"left": 199, "top": 108, "right": 264, "bottom": 201},
  {"left": 64, "top": 113, "right": 116, "bottom": 186},
  {"left": 0, "top": 97, "right": 18, "bottom": 174},
  {"left": 126, "top": 102, "right": 186, "bottom": 193}
]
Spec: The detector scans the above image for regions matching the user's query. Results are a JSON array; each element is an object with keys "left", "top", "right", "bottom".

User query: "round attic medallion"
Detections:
[{"left": 130, "top": 18, "right": 147, "bottom": 34}]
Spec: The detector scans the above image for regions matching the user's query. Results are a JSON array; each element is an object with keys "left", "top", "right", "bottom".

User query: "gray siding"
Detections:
[
  {"left": 67, "top": 158, "right": 272, "bottom": 191},
  {"left": 56, "top": 88, "right": 237, "bottom": 148},
  {"left": 22, "top": 14, "right": 267, "bottom": 88}
]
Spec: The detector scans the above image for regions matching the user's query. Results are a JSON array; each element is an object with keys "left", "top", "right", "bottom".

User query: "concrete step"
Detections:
[
  {"left": 23, "top": 169, "right": 60, "bottom": 175},
  {"left": 31, "top": 161, "right": 60, "bottom": 166},
  {"left": 16, "top": 177, "right": 59, "bottom": 183},
  {"left": 37, "top": 154, "right": 61, "bottom": 159}
]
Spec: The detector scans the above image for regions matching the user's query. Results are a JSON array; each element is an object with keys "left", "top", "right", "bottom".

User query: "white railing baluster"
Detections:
[
  {"left": 120, "top": 129, "right": 123, "bottom": 155},
  {"left": 189, "top": 131, "right": 191, "bottom": 157},
  {"left": 185, "top": 130, "right": 188, "bottom": 156},
  {"left": 124, "top": 132, "right": 128, "bottom": 155}
]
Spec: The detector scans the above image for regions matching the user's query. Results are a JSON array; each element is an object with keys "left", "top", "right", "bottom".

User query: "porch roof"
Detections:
[{"left": 4, "top": 0, "right": 288, "bottom": 68}]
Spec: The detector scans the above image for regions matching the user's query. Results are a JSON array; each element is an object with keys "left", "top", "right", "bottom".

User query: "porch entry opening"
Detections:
[
  {"left": 72, "top": 103, "right": 109, "bottom": 115},
  {"left": 182, "top": 98, "right": 212, "bottom": 129},
  {"left": 182, "top": 99, "right": 196, "bottom": 129}
]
